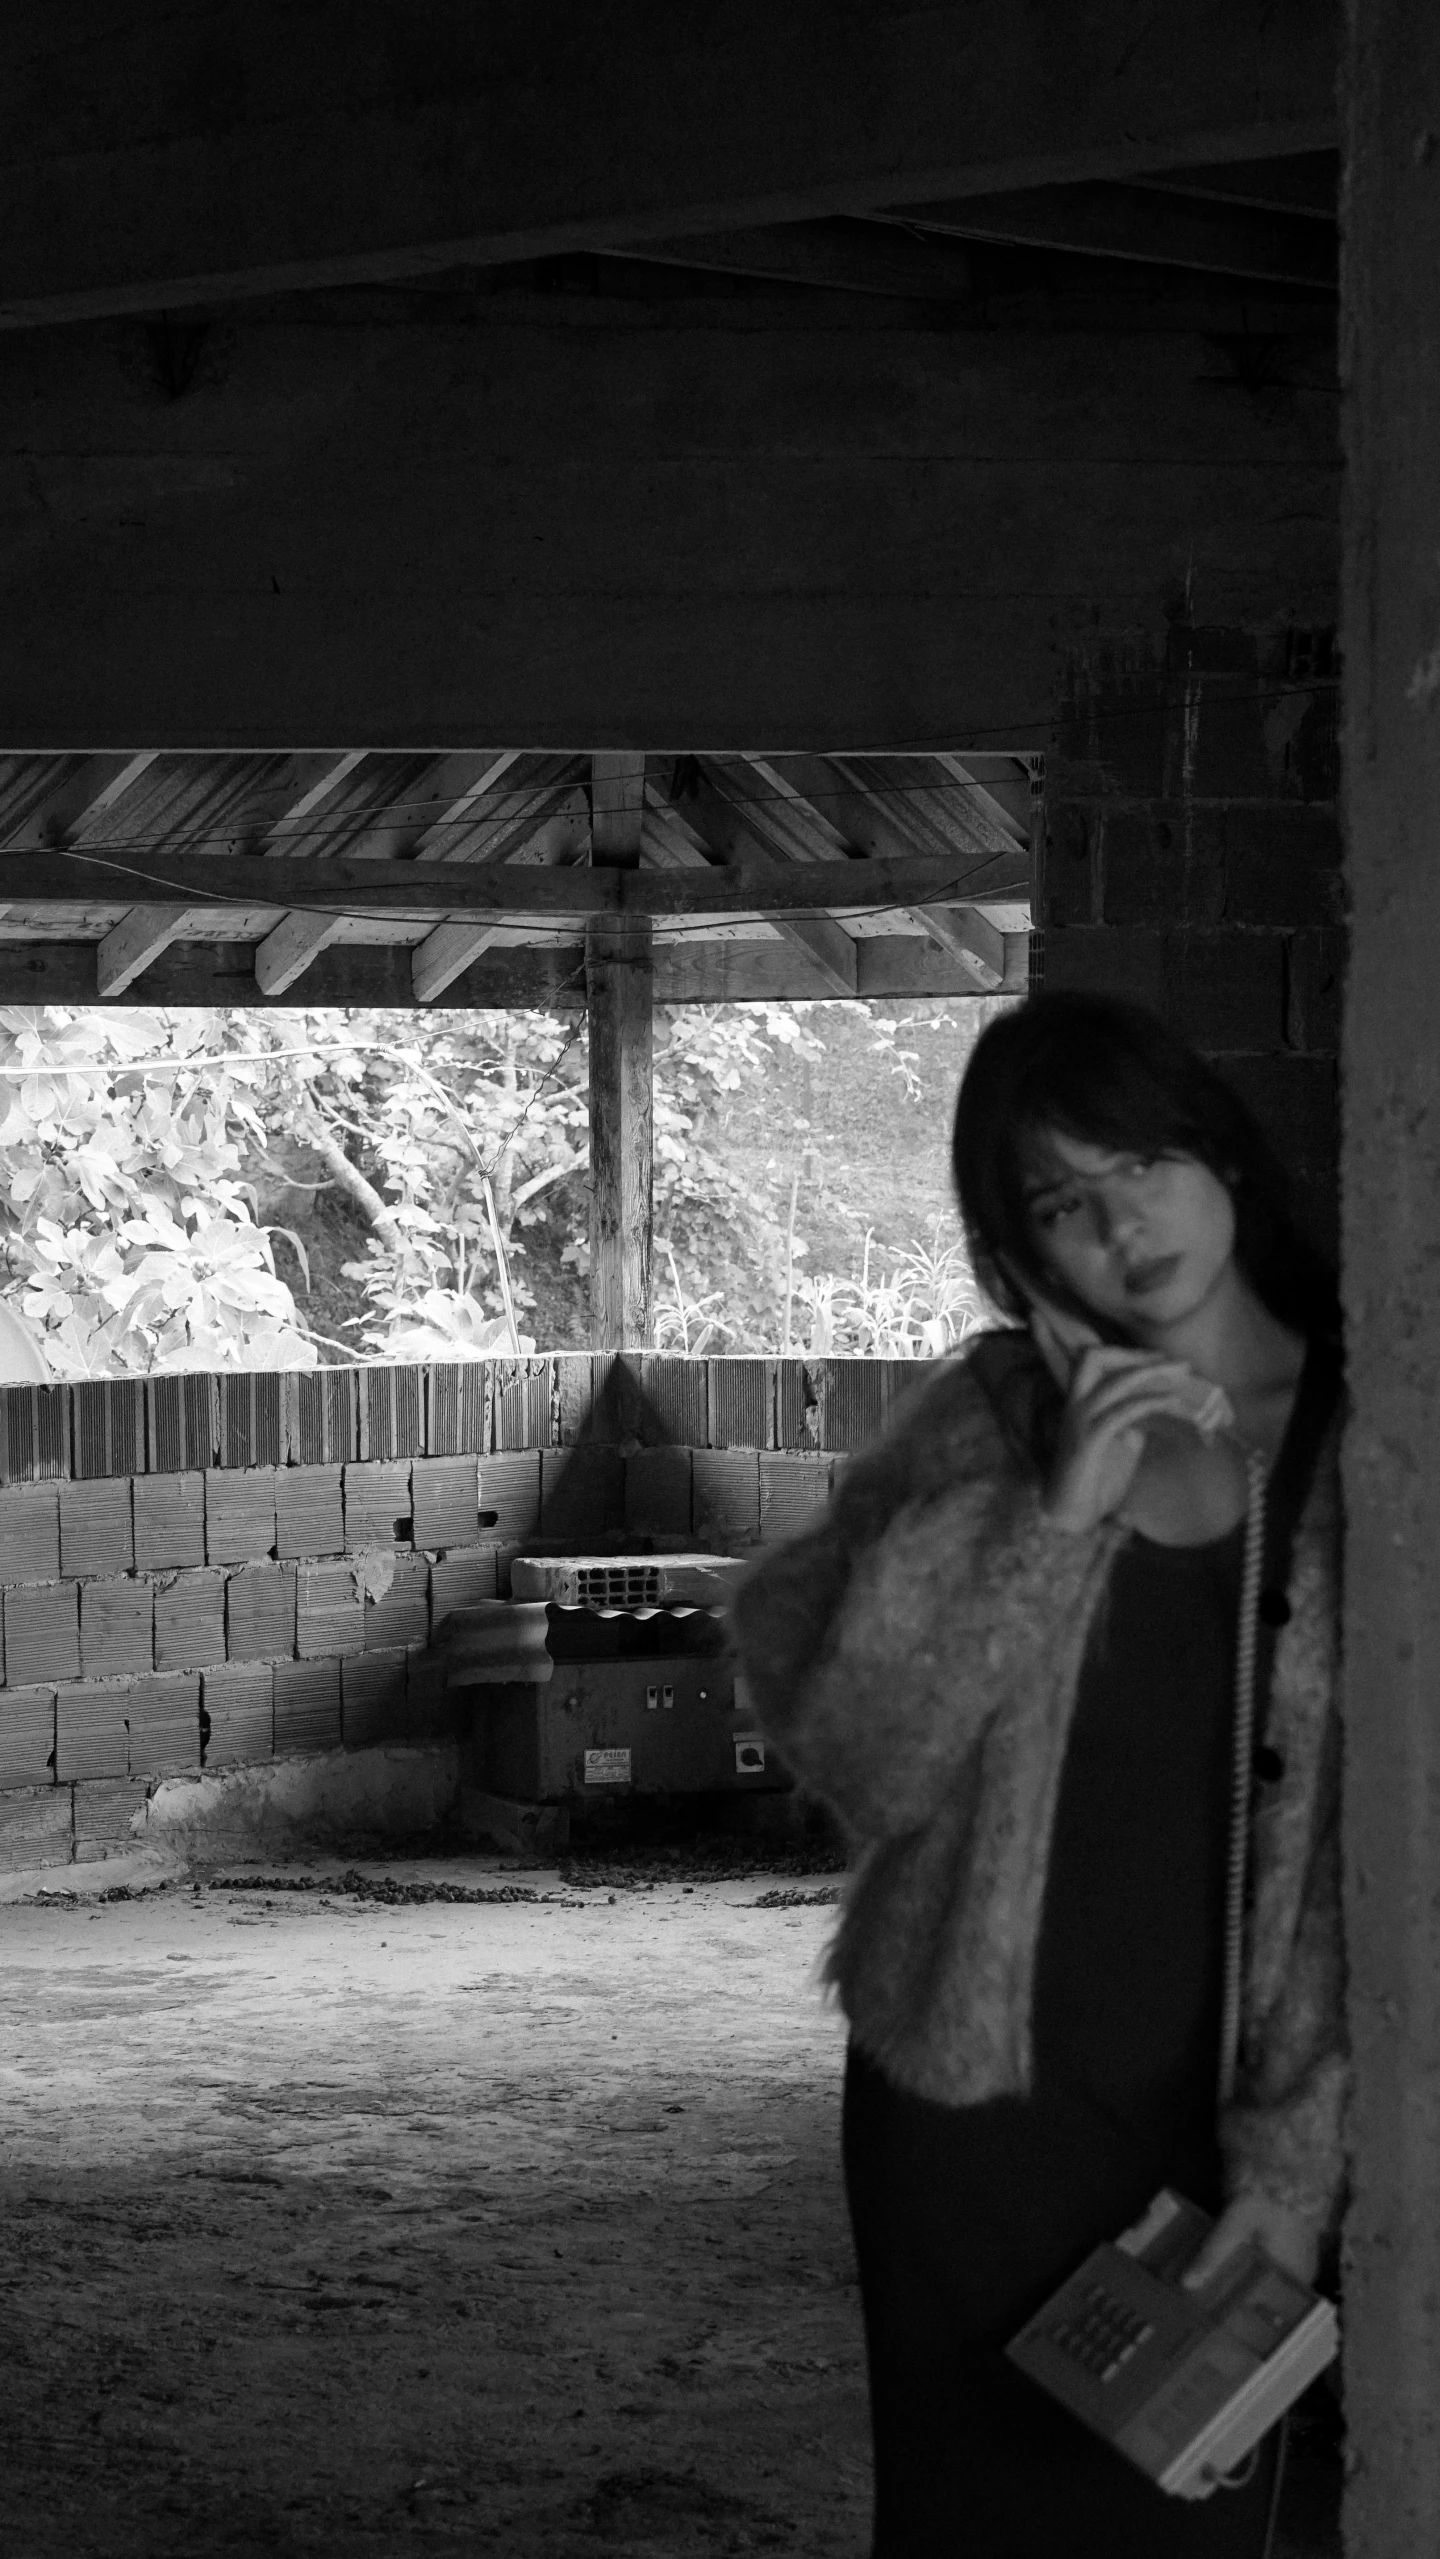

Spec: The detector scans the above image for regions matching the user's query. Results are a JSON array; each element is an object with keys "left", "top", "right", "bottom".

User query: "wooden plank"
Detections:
[
  {"left": 0, "top": 847, "right": 999, "bottom": 914},
  {"left": 587, "top": 915, "right": 653, "bottom": 1350},
  {"left": 912, "top": 904, "right": 1006, "bottom": 988},
  {"left": 0, "top": 6, "right": 1337, "bottom": 328},
  {"left": 610, "top": 219, "right": 976, "bottom": 302},
  {"left": 591, "top": 752, "right": 646, "bottom": 865},
  {"left": 878, "top": 183, "right": 1336, "bottom": 288},
  {"left": 412, "top": 920, "right": 501, "bottom": 1002},
  {"left": 254, "top": 910, "right": 345, "bottom": 995},
  {"left": 95, "top": 903, "right": 193, "bottom": 998}
]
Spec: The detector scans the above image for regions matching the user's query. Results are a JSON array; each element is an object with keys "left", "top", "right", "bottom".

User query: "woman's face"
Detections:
[{"left": 1018, "top": 1128, "right": 1237, "bottom": 1335}]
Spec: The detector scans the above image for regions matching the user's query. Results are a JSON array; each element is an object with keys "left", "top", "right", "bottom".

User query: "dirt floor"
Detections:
[{"left": 0, "top": 1851, "right": 1343, "bottom": 2558}]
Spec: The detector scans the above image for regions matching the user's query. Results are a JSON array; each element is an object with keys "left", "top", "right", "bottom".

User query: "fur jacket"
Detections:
[{"left": 731, "top": 1328, "right": 1348, "bottom": 2244}]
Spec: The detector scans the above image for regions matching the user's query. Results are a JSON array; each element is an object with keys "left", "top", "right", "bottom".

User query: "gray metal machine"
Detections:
[{"left": 434, "top": 1550, "right": 782, "bottom": 1813}]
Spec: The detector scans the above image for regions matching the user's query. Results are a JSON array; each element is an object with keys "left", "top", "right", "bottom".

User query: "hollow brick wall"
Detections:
[{"left": 0, "top": 1352, "right": 914, "bottom": 1873}]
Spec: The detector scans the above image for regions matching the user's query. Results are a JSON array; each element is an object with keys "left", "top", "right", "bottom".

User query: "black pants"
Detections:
[{"left": 842, "top": 2047, "right": 1285, "bottom": 2559}]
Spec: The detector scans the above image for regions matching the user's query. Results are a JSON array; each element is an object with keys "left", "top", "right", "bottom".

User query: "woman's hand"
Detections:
[
  {"left": 1041, "top": 1338, "right": 1234, "bottom": 1536},
  {"left": 1180, "top": 2190, "right": 1322, "bottom": 2293}
]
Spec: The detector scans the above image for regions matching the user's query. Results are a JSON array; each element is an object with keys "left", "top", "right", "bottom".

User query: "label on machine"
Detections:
[{"left": 583, "top": 1747, "right": 633, "bottom": 1786}]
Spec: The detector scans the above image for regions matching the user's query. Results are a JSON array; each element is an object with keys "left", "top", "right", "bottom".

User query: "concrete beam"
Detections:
[
  {"left": 0, "top": 4, "right": 1337, "bottom": 330},
  {"left": 1339, "top": 0, "right": 1440, "bottom": 2546}
]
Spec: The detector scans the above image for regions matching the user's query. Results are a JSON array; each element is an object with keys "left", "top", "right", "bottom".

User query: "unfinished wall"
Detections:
[{"left": 0, "top": 1354, "right": 909, "bottom": 1876}]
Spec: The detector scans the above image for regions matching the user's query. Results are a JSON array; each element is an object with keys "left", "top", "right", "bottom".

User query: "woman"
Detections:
[{"left": 731, "top": 992, "right": 1346, "bottom": 2558}]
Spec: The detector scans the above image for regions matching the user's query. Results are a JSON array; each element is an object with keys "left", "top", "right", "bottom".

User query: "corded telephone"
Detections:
[{"left": 1005, "top": 2187, "right": 1338, "bottom": 2500}]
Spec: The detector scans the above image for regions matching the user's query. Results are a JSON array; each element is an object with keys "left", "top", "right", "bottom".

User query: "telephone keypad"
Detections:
[{"left": 1046, "top": 2281, "right": 1156, "bottom": 2384}]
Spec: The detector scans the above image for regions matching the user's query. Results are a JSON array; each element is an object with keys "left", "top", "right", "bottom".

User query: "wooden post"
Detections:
[
  {"left": 1341, "top": 3, "right": 1440, "bottom": 2548},
  {"left": 586, "top": 913, "right": 653, "bottom": 1349}
]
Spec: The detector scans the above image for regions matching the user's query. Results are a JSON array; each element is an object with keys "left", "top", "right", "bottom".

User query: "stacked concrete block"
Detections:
[
  {"left": 625, "top": 1448, "right": 692, "bottom": 1536},
  {"left": 276, "top": 1463, "right": 343, "bottom": 1559},
  {"left": 0, "top": 1485, "right": 62, "bottom": 1580},
  {"left": 297, "top": 1561, "right": 365, "bottom": 1658},
  {"left": 343, "top": 1460, "right": 414, "bottom": 1550},
  {"left": 79, "top": 1577, "right": 154, "bottom": 1678},
  {"left": 409, "top": 1455, "right": 480, "bottom": 1550},
  {"left": 205, "top": 1467, "right": 278, "bottom": 1563},
  {"left": 132, "top": 1473, "right": 206, "bottom": 1571},
  {"left": 202, "top": 1663, "right": 273, "bottom": 1767},
  {"left": 274, "top": 1657, "right": 342, "bottom": 1756},
  {"left": 0, "top": 1684, "right": 56, "bottom": 1788},
  {"left": 363, "top": 1554, "right": 429, "bottom": 1651},
  {"left": 693, "top": 1449, "right": 762, "bottom": 1549},
  {"left": 341, "top": 1648, "right": 409, "bottom": 1748},
  {"left": 430, "top": 1550, "right": 498, "bottom": 1626},
  {"left": 55, "top": 1680, "right": 130, "bottom": 1782},
  {"left": 0, "top": 1783, "right": 71, "bottom": 1871},
  {"left": 225, "top": 1563, "right": 297, "bottom": 1662},
  {"left": 73, "top": 1776, "right": 149, "bottom": 1862},
  {"left": 59, "top": 1479, "right": 133, "bottom": 1575},
  {"left": 154, "top": 1569, "right": 226, "bottom": 1671},
  {"left": 758, "top": 1452, "right": 834, "bottom": 1542},
  {"left": 128, "top": 1672, "right": 202, "bottom": 1776},
  {"left": 5, "top": 1582, "right": 80, "bottom": 1687}
]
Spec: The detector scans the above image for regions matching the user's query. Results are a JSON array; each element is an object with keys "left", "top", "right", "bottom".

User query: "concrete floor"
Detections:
[{"left": 0, "top": 1858, "right": 1342, "bottom": 2557}]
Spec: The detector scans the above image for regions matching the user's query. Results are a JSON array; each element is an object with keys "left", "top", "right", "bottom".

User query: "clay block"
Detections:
[
  {"left": 341, "top": 1647, "right": 409, "bottom": 1748},
  {"left": 286, "top": 1367, "right": 358, "bottom": 1467},
  {"left": 0, "top": 1684, "right": 57, "bottom": 1789},
  {"left": 59, "top": 1478, "right": 134, "bottom": 1576},
  {"left": 491, "top": 1358, "right": 554, "bottom": 1451},
  {"left": 0, "top": 1783, "right": 71, "bottom": 1874},
  {"left": 1, "top": 1384, "right": 68, "bottom": 1486},
  {"left": 154, "top": 1569, "right": 227, "bottom": 1672},
  {"left": 692, "top": 1449, "right": 761, "bottom": 1551},
  {"left": 430, "top": 1550, "right": 498, "bottom": 1626},
  {"left": 274, "top": 1657, "right": 342, "bottom": 1757},
  {"left": 73, "top": 1774, "right": 148, "bottom": 1859},
  {"left": 79, "top": 1577, "right": 154, "bottom": 1678},
  {"left": 4, "top": 1582, "right": 80, "bottom": 1686},
  {"left": 410, "top": 1455, "right": 480, "bottom": 1550},
  {"left": 357, "top": 1364, "right": 425, "bottom": 1462},
  {"left": 758, "top": 1453, "right": 834, "bottom": 1543},
  {"left": 343, "top": 1461, "right": 413, "bottom": 1552},
  {"left": 425, "top": 1362, "right": 489, "bottom": 1456},
  {"left": 638, "top": 1356, "right": 709, "bottom": 1447},
  {"left": 201, "top": 1663, "right": 273, "bottom": 1768},
  {"left": 55, "top": 1681, "right": 131, "bottom": 1782},
  {"left": 146, "top": 1374, "right": 217, "bottom": 1474},
  {"left": 364, "top": 1554, "right": 429, "bottom": 1651},
  {"left": 540, "top": 1445, "right": 625, "bottom": 1540},
  {"left": 406, "top": 1642, "right": 455, "bottom": 1740},
  {"left": 205, "top": 1467, "right": 279, "bottom": 1564},
  {"left": 71, "top": 1379, "right": 143, "bottom": 1479},
  {"left": 0, "top": 1484, "right": 61, "bottom": 1581},
  {"left": 127, "top": 1671, "right": 202, "bottom": 1777},
  {"left": 225, "top": 1563, "right": 297, "bottom": 1663},
  {"left": 624, "top": 1448, "right": 693, "bottom": 1536},
  {"left": 553, "top": 1354, "right": 597, "bottom": 1446},
  {"left": 774, "top": 1360, "right": 817, "bottom": 1450},
  {"left": 219, "top": 1371, "right": 284, "bottom": 1469},
  {"left": 1169, "top": 928, "right": 1286, "bottom": 1055},
  {"left": 708, "top": 1359, "right": 774, "bottom": 1450},
  {"left": 805, "top": 1362, "right": 889, "bottom": 1455},
  {"left": 275, "top": 1463, "right": 344, "bottom": 1559},
  {"left": 132, "top": 1473, "right": 206, "bottom": 1571},
  {"left": 297, "top": 1560, "right": 365, "bottom": 1659},
  {"left": 478, "top": 1452, "right": 541, "bottom": 1544}
]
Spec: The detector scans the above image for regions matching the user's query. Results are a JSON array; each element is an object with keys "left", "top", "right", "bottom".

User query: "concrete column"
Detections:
[{"left": 1340, "top": 3, "right": 1440, "bottom": 2548}]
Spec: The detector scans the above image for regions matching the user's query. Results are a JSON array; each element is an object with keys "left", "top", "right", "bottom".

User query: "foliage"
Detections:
[
  {"left": 788, "top": 1222, "right": 991, "bottom": 1359},
  {"left": 0, "top": 1008, "right": 317, "bottom": 1377}
]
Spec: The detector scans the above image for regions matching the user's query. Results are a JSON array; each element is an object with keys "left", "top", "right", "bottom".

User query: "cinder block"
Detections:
[
  {"left": 490, "top": 1357, "right": 553, "bottom": 1451},
  {"left": 132, "top": 1473, "right": 206, "bottom": 1571},
  {"left": 410, "top": 1455, "right": 480, "bottom": 1550},
  {"left": 55, "top": 1681, "right": 131, "bottom": 1782},
  {"left": 1101, "top": 808, "right": 1225, "bottom": 931},
  {"left": 357, "top": 1364, "right": 425, "bottom": 1462},
  {"left": 758, "top": 1453, "right": 834, "bottom": 1544},
  {"left": 553, "top": 1354, "right": 597, "bottom": 1447},
  {"left": 1170, "top": 928, "right": 1286, "bottom": 1056},
  {"left": 0, "top": 1383, "right": 68, "bottom": 1486},
  {"left": 430, "top": 1550, "right": 498, "bottom": 1627},
  {"left": 201, "top": 1662, "right": 273, "bottom": 1768},
  {"left": 692, "top": 1449, "right": 761, "bottom": 1551},
  {"left": 286, "top": 1367, "right": 357, "bottom": 1468},
  {"left": 1041, "top": 926, "right": 1168, "bottom": 1016},
  {"left": 59, "top": 1478, "right": 134, "bottom": 1577},
  {"left": 363, "top": 1554, "right": 429, "bottom": 1651},
  {"left": 276, "top": 1463, "right": 344, "bottom": 1559},
  {"left": 708, "top": 1359, "right": 774, "bottom": 1451},
  {"left": 0, "top": 1684, "right": 57, "bottom": 1788},
  {"left": 225, "top": 1563, "right": 297, "bottom": 1663},
  {"left": 341, "top": 1648, "right": 409, "bottom": 1748},
  {"left": 73, "top": 1774, "right": 148, "bottom": 1860},
  {"left": 205, "top": 1466, "right": 278, "bottom": 1564},
  {"left": 71, "top": 1379, "right": 143, "bottom": 1479},
  {"left": 274, "top": 1657, "right": 342, "bottom": 1757},
  {"left": 0, "top": 1485, "right": 61, "bottom": 1581},
  {"left": 343, "top": 1460, "right": 413, "bottom": 1551},
  {"left": 406, "top": 1642, "right": 455, "bottom": 1740},
  {"left": 540, "top": 1445, "right": 625, "bottom": 1540},
  {"left": 127, "top": 1671, "right": 202, "bottom": 1777},
  {"left": 4, "top": 1582, "right": 80, "bottom": 1686},
  {"left": 625, "top": 1448, "right": 693, "bottom": 1536},
  {"left": 79, "top": 1577, "right": 154, "bottom": 1678},
  {"left": 0, "top": 1783, "right": 71, "bottom": 1875},
  {"left": 297, "top": 1560, "right": 365, "bottom": 1659},
  {"left": 477, "top": 1452, "right": 541, "bottom": 1545},
  {"left": 219, "top": 1372, "right": 283, "bottom": 1470},
  {"left": 154, "top": 1569, "right": 227, "bottom": 1672},
  {"left": 425, "top": 1360, "right": 488, "bottom": 1456}
]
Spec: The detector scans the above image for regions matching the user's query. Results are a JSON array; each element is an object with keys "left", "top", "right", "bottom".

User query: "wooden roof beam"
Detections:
[
  {"left": 879, "top": 181, "right": 1336, "bottom": 288},
  {"left": 0, "top": 5, "right": 1337, "bottom": 330}
]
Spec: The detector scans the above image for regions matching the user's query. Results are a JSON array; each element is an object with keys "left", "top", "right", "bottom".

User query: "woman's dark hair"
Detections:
[{"left": 951, "top": 991, "right": 1341, "bottom": 1348}]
